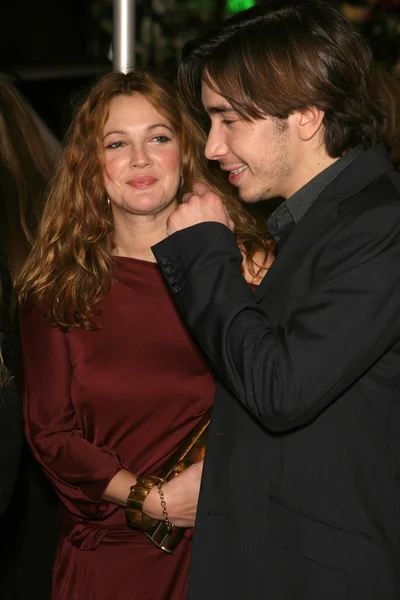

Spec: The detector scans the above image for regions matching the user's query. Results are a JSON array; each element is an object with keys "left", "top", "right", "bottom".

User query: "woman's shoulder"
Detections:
[{"left": 19, "top": 298, "right": 59, "bottom": 337}]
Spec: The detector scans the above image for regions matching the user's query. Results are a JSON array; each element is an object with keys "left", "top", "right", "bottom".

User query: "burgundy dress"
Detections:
[{"left": 20, "top": 257, "right": 216, "bottom": 600}]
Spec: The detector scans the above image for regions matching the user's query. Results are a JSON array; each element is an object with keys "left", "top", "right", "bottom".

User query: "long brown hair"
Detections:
[
  {"left": 179, "top": 1, "right": 384, "bottom": 158},
  {"left": 0, "top": 79, "right": 55, "bottom": 386},
  {"left": 17, "top": 71, "right": 269, "bottom": 330},
  {"left": 0, "top": 79, "right": 54, "bottom": 279}
]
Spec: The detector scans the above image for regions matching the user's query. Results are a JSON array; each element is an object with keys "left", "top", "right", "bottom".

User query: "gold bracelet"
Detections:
[
  {"left": 126, "top": 475, "right": 164, "bottom": 531},
  {"left": 157, "top": 481, "right": 173, "bottom": 532}
]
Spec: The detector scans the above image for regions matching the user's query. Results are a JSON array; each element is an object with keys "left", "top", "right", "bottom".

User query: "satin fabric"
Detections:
[{"left": 21, "top": 256, "right": 216, "bottom": 600}]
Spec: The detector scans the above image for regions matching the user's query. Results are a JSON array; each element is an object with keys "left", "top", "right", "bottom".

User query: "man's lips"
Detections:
[
  {"left": 226, "top": 165, "right": 248, "bottom": 184},
  {"left": 220, "top": 165, "right": 245, "bottom": 172},
  {"left": 127, "top": 176, "right": 158, "bottom": 189}
]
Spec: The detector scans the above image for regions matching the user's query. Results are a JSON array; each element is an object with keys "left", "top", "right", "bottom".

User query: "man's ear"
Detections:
[{"left": 294, "top": 107, "right": 325, "bottom": 142}]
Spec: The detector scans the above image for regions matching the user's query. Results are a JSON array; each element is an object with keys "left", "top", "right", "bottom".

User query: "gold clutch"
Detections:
[{"left": 144, "top": 408, "right": 211, "bottom": 554}]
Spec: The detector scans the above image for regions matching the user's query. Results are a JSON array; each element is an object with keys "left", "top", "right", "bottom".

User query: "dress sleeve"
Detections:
[{"left": 21, "top": 304, "right": 123, "bottom": 520}]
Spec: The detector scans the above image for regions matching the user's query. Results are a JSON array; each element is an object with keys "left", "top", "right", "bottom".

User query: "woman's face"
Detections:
[{"left": 102, "top": 93, "right": 181, "bottom": 218}]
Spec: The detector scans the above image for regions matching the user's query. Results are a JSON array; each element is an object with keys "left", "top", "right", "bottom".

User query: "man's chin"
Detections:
[{"left": 238, "top": 188, "right": 271, "bottom": 204}]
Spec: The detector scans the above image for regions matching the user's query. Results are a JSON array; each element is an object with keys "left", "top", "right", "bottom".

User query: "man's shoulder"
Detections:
[
  {"left": 312, "top": 170, "right": 400, "bottom": 278},
  {"left": 333, "top": 144, "right": 400, "bottom": 212},
  {"left": 337, "top": 166, "right": 400, "bottom": 226}
]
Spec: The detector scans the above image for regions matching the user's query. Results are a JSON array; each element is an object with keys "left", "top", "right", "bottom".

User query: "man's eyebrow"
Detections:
[{"left": 205, "top": 104, "right": 236, "bottom": 115}]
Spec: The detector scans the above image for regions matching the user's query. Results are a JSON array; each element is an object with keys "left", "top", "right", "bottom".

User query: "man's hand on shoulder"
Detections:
[{"left": 167, "top": 182, "right": 234, "bottom": 236}]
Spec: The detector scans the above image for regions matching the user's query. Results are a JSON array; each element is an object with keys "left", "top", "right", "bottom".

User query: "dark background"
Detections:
[
  {"left": 1, "top": 0, "right": 399, "bottom": 141},
  {"left": 0, "top": 1, "right": 398, "bottom": 598}
]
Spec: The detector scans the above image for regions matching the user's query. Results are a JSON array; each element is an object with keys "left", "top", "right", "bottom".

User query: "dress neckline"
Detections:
[{"left": 114, "top": 255, "right": 158, "bottom": 268}]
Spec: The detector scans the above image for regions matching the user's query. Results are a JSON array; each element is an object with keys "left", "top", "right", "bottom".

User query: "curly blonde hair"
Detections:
[{"left": 17, "top": 71, "right": 270, "bottom": 330}]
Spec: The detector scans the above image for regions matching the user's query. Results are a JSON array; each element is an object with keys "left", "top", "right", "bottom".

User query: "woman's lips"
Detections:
[{"left": 127, "top": 176, "right": 158, "bottom": 189}]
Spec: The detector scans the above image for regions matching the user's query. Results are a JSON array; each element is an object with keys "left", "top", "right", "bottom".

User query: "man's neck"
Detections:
[{"left": 285, "top": 148, "right": 339, "bottom": 200}]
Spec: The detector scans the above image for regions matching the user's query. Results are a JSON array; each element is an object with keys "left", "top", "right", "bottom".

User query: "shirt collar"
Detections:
[{"left": 267, "top": 145, "right": 364, "bottom": 245}]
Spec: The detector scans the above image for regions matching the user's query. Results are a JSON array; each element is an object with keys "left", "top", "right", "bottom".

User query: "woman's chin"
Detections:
[{"left": 112, "top": 197, "right": 178, "bottom": 219}]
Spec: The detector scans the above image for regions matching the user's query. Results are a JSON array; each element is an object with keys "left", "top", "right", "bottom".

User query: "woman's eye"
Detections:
[
  {"left": 106, "top": 141, "right": 125, "bottom": 149},
  {"left": 152, "top": 135, "right": 170, "bottom": 144},
  {"left": 222, "top": 119, "right": 235, "bottom": 126}
]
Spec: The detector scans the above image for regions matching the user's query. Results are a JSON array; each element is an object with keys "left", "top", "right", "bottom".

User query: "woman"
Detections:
[
  {"left": 0, "top": 78, "right": 56, "bottom": 279},
  {"left": 0, "top": 254, "right": 20, "bottom": 519},
  {"left": 0, "top": 78, "right": 58, "bottom": 599},
  {"left": 17, "top": 71, "right": 273, "bottom": 600}
]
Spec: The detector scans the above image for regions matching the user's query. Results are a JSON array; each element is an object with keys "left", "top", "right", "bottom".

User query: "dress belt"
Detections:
[{"left": 59, "top": 511, "right": 142, "bottom": 550}]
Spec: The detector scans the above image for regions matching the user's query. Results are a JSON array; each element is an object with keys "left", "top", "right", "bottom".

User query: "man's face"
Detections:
[{"left": 201, "top": 81, "right": 298, "bottom": 202}]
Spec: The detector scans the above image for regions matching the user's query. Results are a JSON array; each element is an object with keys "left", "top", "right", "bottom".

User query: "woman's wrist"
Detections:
[
  {"left": 143, "top": 483, "right": 165, "bottom": 520},
  {"left": 103, "top": 468, "right": 137, "bottom": 506},
  {"left": 126, "top": 475, "right": 166, "bottom": 530},
  {"left": 156, "top": 480, "right": 173, "bottom": 530}
]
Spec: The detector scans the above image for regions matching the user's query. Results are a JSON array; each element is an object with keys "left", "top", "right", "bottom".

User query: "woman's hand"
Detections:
[{"left": 143, "top": 461, "right": 203, "bottom": 528}]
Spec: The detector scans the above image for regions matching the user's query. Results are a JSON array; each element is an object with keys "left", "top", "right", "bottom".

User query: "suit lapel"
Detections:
[
  {"left": 255, "top": 191, "right": 338, "bottom": 302},
  {"left": 254, "top": 143, "right": 394, "bottom": 303}
]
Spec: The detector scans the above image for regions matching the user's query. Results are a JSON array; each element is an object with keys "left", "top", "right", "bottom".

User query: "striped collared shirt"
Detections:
[{"left": 267, "top": 146, "right": 364, "bottom": 247}]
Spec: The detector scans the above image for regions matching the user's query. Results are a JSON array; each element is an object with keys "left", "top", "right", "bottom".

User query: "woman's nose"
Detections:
[{"left": 130, "top": 146, "right": 151, "bottom": 168}]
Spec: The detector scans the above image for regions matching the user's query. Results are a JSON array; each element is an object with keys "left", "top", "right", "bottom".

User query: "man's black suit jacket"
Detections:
[{"left": 153, "top": 144, "right": 400, "bottom": 599}]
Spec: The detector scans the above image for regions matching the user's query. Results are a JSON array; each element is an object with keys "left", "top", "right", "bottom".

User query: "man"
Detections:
[{"left": 152, "top": 2, "right": 400, "bottom": 598}]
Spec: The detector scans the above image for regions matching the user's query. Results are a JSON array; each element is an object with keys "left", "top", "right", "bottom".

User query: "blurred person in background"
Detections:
[
  {"left": 340, "top": 0, "right": 400, "bottom": 71},
  {"left": 0, "top": 256, "right": 21, "bottom": 520},
  {"left": 17, "top": 70, "right": 273, "bottom": 600},
  {"left": 0, "top": 78, "right": 54, "bottom": 277},
  {"left": 371, "top": 64, "right": 400, "bottom": 169},
  {"left": 0, "top": 78, "right": 58, "bottom": 600}
]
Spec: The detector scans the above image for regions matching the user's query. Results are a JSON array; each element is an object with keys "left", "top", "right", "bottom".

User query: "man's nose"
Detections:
[{"left": 204, "top": 126, "right": 228, "bottom": 161}]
